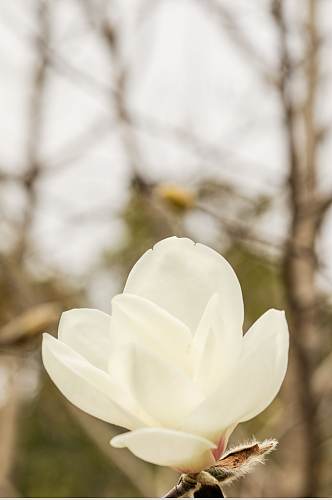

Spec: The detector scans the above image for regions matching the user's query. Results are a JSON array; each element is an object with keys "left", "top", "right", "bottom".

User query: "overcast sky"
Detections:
[{"left": 1, "top": 0, "right": 332, "bottom": 300}]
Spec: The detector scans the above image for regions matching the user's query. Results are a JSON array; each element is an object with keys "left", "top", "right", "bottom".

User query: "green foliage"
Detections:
[
  {"left": 13, "top": 374, "right": 140, "bottom": 498},
  {"left": 226, "top": 245, "right": 285, "bottom": 328}
]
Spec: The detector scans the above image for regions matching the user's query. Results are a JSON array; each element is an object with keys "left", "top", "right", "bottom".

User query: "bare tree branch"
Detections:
[
  {"left": 0, "top": 302, "right": 60, "bottom": 348},
  {"left": 273, "top": 1, "right": 326, "bottom": 496},
  {"left": 14, "top": 1, "right": 50, "bottom": 263},
  {"left": 0, "top": 357, "right": 20, "bottom": 497},
  {"left": 195, "top": 0, "right": 277, "bottom": 85}
]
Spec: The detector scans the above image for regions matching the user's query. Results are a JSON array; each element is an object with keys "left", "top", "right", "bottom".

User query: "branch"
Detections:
[
  {"left": 164, "top": 439, "right": 277, "bottom": 498},
  {"left": 0, "top": 302, "right": 60, "bottom": 348},
  {"left": 196, "top": 202, "right": 284, "bottom": 253},
  {"left": 79, "top": 2, "right": 144, "bottom": 179},
  {"left": 195, "top": 0, "right": 276, "bottom": 85},
  {"left": 42, "top": 116, "right": 115, "bottom": 174},
  {"left": 316, "top": 191, "right": 332, "bottom": 218},
  {"left": 15, "top": 0, "right": 50, "bottom": 262},
  {"left": 273, "top": 1, "right": 323, "bottom": 496},
  {"left": 0, "top": 358, "right": 20, "bottom": 496}
]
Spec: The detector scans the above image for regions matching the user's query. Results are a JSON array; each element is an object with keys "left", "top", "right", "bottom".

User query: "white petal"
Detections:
[
  {"left": 58, "top": 308, "right": 111, "bottom": 371},
  {"left": 124, "top": 236, "right": 243, "bottom": 332},
  {"left": 181, "top": 309, "right": 289, "bottom": 440},
  {"left": 108, "top": 342, "right": 203, "bottom": 428},
  {"left": 111, "top": 428, "right": 216, "bottom": 471},
  {"left": 42, "top": 333, "right": 145, "bottom": 430},
  {"left": 110, "top": 294, "right": 191, "bottom": 371},
  {"left": 192, "top": 294, "right": 242, "bottom": 394},
  {"left": 239, "top": 309, "right": 289, "bottom": 421}
]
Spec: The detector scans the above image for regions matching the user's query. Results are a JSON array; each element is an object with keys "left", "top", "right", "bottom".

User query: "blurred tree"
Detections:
[
  {"left": 0, "top": 0, "right": 332, "bottom": 497},
  {"left": 14, "top": 377, "right": 140, "bottom": 498}
]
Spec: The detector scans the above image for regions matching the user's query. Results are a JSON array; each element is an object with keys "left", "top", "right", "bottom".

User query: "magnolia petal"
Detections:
[
  {"left": 239, "top": 308, "right": 289, "bottom": 421},
  {"left": 192, "top": 294, "right": 242, "bottom": 395},
  {"left": 108, "top": 342, "right": 203, "bottom": 428},
  {"left": 58, "top": 308, "right": 111, "bottom": 371},
  {"left": 181, "top": 309, "right": 289, "bottom": 440},
  {"left": 42, "top": 333, "right": 145, "bottom": 430},
  {"left": 111, "top": 428, "right": 216, "bottom": 471},
  {"left": 107, "top": 345, "right": 157, "bottom": 427},
  {"left": 124, "top": 236, "right": 243, "bottom": 332},
  {"left": 110, "top": 294, "right": 191, "bottom": 371}
]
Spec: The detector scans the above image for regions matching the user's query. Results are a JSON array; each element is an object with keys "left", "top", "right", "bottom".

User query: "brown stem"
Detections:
[
  {"left": 163, "top": 478, "right": 224, "bottom": 498},
  {"left": 163, "top": 474, "right": 198, "bottom": 498},
  {"left": 194, "top": 484, "right": 224, "bottom": 497}
]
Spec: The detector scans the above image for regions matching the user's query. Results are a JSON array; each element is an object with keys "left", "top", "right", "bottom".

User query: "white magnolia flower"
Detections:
[{"left": 42, "top": 236, "right": 289, "bottom": 472}]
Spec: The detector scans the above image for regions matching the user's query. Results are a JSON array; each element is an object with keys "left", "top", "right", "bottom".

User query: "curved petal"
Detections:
[
  {"left": 192, "top": 294, "right": 242, "bottom": 395},
  {"left": 58, "top": 308, "right": 111, "bottom": 371},
  {"left": 239, "top": 309, "right": 289, "bottom": 421},
  {"left": 124, "top": 236, "right": 243, "bottom": 333},
  {"left": 181, "top": 309, "right": 289, "bottom": 440},
  {"left": 42, "top": 333, "right": 145, "bottom": 430},
  {"left": 111, "top": 428, "right": 216, "bottom": 471},
  {"left": 108, "top": 342, "right": 203, "bottom": 428},
  {"left": 110, "top": 294, "right": 191, "bottom": 372}
]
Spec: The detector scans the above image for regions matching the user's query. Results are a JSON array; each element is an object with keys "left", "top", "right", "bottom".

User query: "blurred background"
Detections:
[{"left": 0, "top": 0, "right": 332, "bottom": 497}]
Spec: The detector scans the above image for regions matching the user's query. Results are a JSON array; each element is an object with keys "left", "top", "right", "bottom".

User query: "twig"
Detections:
[{"left": 163, "top": 440, "right": 277, "bottom": 498}]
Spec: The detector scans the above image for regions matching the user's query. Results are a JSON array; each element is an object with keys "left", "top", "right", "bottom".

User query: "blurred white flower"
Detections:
[{"left": 42, "top": 236, "right": 289, "bottom": 472}]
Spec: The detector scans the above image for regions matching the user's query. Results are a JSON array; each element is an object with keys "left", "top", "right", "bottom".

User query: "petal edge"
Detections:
[{"left": 111, "top": 427, "right": 216, "bottom": 471}]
